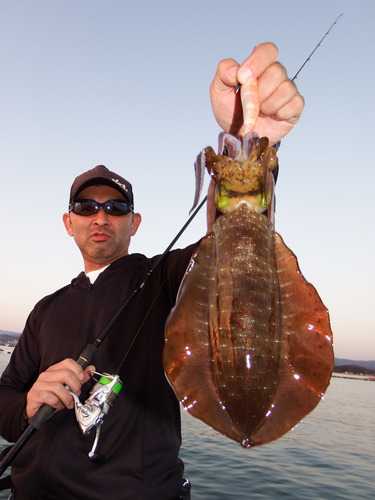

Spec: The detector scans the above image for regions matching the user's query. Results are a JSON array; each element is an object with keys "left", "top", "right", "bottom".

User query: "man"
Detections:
[{"left": 0, "top": 43, "right": 303, "bottom": 499}]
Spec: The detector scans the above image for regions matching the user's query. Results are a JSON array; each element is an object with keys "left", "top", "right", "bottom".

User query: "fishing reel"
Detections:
[{"left": 67, "top": 372, "right": 123, "bottom": 460}]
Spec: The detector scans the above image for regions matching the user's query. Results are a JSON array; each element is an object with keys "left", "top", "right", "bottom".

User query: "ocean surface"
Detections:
[{"left": 0, "top": 349, "right": 374, "bottom": 499}]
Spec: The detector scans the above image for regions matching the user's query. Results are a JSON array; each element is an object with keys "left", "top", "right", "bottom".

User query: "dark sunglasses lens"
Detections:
[
  {"left": 73, "top": 200, "right": 98, "bottom": 215},
  {"left": 71, "top": 200, "right": 131, "bottom": 216},
  {"left": 103, "top": 201, "right": 130, "bottom": 216}
]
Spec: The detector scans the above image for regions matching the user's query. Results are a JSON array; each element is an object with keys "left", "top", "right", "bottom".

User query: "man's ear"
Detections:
[
  {"left": 131, "top": 213, "right": 142, "bottom": 236},
  {"left": 62, "top": 213, "right": 74, "bottom": 236}
]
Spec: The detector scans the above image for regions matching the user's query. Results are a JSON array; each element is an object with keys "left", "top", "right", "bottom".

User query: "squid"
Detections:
[{"left": 163, "top": 78, "right": 333, "bottom": 448}]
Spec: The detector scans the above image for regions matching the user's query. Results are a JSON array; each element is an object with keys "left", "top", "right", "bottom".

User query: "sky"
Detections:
[{"left": 0, "top": 0, "right": 374, "bottom": 361}]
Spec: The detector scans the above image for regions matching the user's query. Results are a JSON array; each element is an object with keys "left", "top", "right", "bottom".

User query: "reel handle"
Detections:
[{"left": 0, "top": 344, "right": 97, "bottom": 476}]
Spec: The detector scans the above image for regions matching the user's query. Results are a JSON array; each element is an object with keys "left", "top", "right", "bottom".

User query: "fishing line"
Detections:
[
  {"left": 111, "top": 194, "right": 208, "bottom": 374},
  {"left": 114, "top": 267, "right": 171, "bottom": 374}
]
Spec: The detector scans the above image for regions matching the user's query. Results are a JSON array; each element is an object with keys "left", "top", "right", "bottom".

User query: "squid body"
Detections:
[{"left": 163, "top": 131, "right": 334, "bottom": 448}]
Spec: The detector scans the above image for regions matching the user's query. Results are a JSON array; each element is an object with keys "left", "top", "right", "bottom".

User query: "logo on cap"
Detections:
[{"left": 112, "top": 178, "right": 128, "bottom": 193}]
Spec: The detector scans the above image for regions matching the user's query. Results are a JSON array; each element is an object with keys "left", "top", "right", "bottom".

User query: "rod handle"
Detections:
[{"left": 28, "top": 343, "right": 97, "bottom": 430}]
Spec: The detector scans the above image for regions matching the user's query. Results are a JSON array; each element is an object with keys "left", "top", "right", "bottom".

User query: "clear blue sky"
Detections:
[{"left": 0, "top": 0, "right": 374, "bottom": 360}]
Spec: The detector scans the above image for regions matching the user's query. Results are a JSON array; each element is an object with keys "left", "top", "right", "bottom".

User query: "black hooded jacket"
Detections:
[{"left": 0, "top": 245, "right": 197, "bottom": 499}]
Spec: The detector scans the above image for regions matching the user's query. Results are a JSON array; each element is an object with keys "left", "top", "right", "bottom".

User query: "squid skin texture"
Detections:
[{"left": 164, "top": 204, "right": 333, "bottom": 448}]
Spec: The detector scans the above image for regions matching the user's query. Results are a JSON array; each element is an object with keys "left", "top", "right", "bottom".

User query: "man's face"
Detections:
[{"left": 63, "top": 185, "right": 141, "bottom": 272}]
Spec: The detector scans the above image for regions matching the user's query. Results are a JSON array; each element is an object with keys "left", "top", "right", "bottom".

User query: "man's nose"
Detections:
[{"left": 93, "top": 207, "right": 110, "bottom": 224}]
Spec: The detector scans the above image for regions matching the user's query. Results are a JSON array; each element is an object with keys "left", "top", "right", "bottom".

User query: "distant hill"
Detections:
[
  {"left": 334, "top": 364, "right": 375, "bottom": 376},
  {"left": 335, "top": 358, "right": 375, "bottom": 371},
  {"left": 0, "top": 330, "right": 21, "bottom": 344}
]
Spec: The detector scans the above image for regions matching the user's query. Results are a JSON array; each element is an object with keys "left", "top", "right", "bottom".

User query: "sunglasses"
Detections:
[{"left": 69, "top": 199, "right": 134, "bottom": 216}]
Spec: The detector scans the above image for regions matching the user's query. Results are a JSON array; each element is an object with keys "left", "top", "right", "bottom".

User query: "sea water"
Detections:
[
  {"left": 1, "top": 351, "right": 374, "bottom": 499},
  {"left": 180, "top": 376, "right": 375, "bottom": 499}
]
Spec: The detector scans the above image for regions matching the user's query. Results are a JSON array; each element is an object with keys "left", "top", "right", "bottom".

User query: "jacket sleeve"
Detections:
[
  {"left": 159, "top": 242, "right": 200, "bottom": 306},
  {"left": 0, "top": 310, "right": 41, "bottom": 442}
]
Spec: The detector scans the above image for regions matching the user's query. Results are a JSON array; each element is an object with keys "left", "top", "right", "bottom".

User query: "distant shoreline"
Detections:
[
  {"left": 332, "top": 372, "right": 375, "bottom": 382},
  {"left": 1, "top": 345, "right": 374, "bottom": 382},
  {"left": 0, "top": 345, "right": 14, "bottom": 353}
]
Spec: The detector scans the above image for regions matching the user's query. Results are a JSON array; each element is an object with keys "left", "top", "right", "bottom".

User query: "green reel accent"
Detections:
[{"left": 98, "top": 375, "right": 123, "bottom": 395}]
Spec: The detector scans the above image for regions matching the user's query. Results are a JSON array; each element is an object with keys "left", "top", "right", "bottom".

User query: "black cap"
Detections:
[{"left": 69, "top": 165, "right": 134, "bottom": 208}]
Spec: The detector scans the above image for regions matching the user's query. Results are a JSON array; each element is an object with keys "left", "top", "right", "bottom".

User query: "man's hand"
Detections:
[
  {"left": 210, "top": 42, "right": 304, "bottom": 145},
  {"left": 26, "top": 358, "right": 95, "bottom": 419}
]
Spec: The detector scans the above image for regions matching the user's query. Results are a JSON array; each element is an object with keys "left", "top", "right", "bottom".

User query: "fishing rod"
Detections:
[
  {"left": 0, "top": 194, "right": 207, "bottom": 477},
  {"left": 292, "top": 14, "right": 343, "bottom": 81},
  {"left": 0, "top": 14, "right": 344, "bottom": 477}
]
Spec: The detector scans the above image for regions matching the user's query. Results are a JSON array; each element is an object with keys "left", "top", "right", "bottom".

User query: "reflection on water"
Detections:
[{"left": 0, "top": 348, "right": 13, "bottom": 376}]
